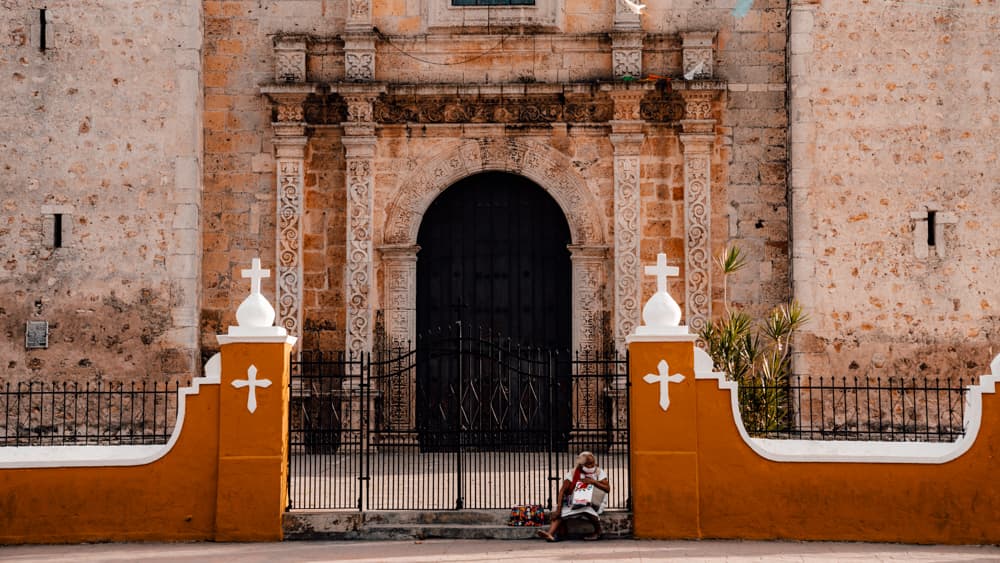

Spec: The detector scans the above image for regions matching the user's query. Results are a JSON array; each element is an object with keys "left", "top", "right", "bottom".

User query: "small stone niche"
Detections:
[
  {"left": 910, "top": 206, "right": 956, "bottom": 259},
  {"left": 41, "top": 205, "right": 73, "bottom": 249}
]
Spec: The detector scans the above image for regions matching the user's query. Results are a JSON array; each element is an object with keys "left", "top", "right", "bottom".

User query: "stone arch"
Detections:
[{"left": 383, "top": 138, "right": 606, "bottom": 246}]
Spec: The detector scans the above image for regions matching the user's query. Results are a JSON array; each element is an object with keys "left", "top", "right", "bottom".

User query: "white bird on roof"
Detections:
[{"left": 620, "top": 0, "right": 646, "bottom": 15}]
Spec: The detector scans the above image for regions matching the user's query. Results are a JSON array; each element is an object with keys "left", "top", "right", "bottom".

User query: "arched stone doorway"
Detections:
[
  {"left": 379, "top": 139, "right": 610, "bottom": 356},
  {"left": 416, "top": 172, "right": 572, "bottom": 347},
  {"left": 414, "top": 172, "right": 573, "bottom": 448}
]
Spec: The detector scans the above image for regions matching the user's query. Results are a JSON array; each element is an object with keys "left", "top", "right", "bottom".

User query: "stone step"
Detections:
[
  {"left": 364, "top": 510, "right": 511, "bottom": 526},
  {"left": 365, "top": 524, "right": 539, "bottom": 541},
  {"left": 283, "top": 509, "right": 633, "bottom": 541}
]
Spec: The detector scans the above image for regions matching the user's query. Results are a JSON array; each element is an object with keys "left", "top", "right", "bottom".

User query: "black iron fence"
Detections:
[
  {"left": 0, "top": 381, "right": 179, "bottom": 446},
  {"left": 287, "top": 335, "right": 630, "bottom": 512},
  {"left": 740, "top": 376, "right": 970, "bottom": 442}
]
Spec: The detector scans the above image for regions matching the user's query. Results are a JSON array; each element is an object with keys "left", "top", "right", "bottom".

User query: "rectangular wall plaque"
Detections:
[{"left": 26, "top": 320, "right": 49, "bottom": 349}]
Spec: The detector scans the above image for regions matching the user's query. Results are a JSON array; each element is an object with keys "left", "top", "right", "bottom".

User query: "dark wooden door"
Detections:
[
  {"left": 416, "top": 172, "right": 571, "bottom": 346},
  {"left": 415, "top": 172, "right": 572, "bottom": 447}
]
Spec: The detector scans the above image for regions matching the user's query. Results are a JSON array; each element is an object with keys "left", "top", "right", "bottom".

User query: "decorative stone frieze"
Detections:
[
  {"left": 372, "top": 96, "right": 615, "bottom": 124},
  {"left": 274, "top": 37, "right": 307, "bottom": 83},
  {"left": 681, "top": 31, "right": 716, "bottom": 80},
  {"left": 611, "top": 31, "right": 644, "bottom": 80}
]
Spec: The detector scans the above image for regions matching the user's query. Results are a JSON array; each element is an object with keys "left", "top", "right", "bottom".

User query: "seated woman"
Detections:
[{"left": 537, "top": 451, "right": 610, "bottom": 542}]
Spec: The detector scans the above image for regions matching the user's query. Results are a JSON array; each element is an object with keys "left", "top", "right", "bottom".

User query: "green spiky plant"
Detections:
[{"left": 700, "top": 246, "right": 808, "bottom": 436}]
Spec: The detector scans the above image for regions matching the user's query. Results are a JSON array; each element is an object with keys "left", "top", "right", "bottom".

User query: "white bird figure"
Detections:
[
  {"left": 684, "top": 60, "right": 705, "bottom": 81},
  {"left": 620, "top": 0, "right": 646, "bottom": 15}
]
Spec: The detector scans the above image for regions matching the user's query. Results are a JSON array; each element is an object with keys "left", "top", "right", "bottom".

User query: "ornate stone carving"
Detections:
[
  {"left": 277, "top": 103, "right": 304, "bottom": 122},
  {"left": 610, "top": 135, "right": 643, "bottom": 349},
  {"left": 349, "top": 0, "right": 370, "bottom": 21},
  {"left": 569, "top": 245, "right": 609, "bottom": 354},
  {"left": 273, "top": 137, "right": 308, "bottom": 336},
  {"left": 347, "top": 98, "right": 374, "bottom": 123},
  {"left": 639, "top": 91, "right": 686, "bottom": 123},
  {"left": 680, "top": 134, "right": 714, "bottom": 334},
  {"left": 383, "top": 139, "right": 609, "bottom": 354},
  {"left": 682, "top": 91, "right": 715, "bottom": 121},
  {"left": 344, "top": 33, "right": 376, "bottom": 82},
  {"left": 609, "top": 89, "right": 645, "bottom": 122},
  {"left": 345, "top": 142, "right": 375, "bottom": 354},
  {"left": 372, "top": 97, "right": 613, "bottom": 124},
  {"left": 274, "top": 37, "right": 307, "bottom": 83},
  {"left": 384, "top": 139, "right": 606, "bottom": 248},
  {"left": 611, "top": 32, "right": 644, "bottom": 79},
  {"left": 345, "top": 51, "right": 374, "bottom": 82},
  {"left": 681, "top": 31, "right": 716, "bottom": 80}
]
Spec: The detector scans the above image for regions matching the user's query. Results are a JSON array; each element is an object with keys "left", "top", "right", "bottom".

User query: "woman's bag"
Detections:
[
  {"left": 571, "top": 482, "right": 595, "bottom": 508},
  {"left": 508, "top": 504, "right": 547, "bottom": 526}
]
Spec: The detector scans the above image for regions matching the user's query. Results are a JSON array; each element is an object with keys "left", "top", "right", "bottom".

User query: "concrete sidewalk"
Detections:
[{"left": 2, "top": 539, "right": 999, "bottom": 562}]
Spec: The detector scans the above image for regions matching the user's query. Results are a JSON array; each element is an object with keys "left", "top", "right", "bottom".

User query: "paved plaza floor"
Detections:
[{"left": 3, "top": 539, "right": 1000, "bottom": 562}]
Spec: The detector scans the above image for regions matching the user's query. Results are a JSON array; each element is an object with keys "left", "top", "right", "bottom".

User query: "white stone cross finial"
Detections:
[
  {"left": 645, "top": 253, "right": 679, "bottom": 295},
  {"left": 231, "top": 364, "right": 272, "bottom": 414},
  {"left": 634, "top": 252, "right": 686, "bottom": 336},
  {"left": 643, "top": 359, "right": 685, "bottom": 412},
  {"left": 242, "top": 258, "right": 270, "bottom": 296}
]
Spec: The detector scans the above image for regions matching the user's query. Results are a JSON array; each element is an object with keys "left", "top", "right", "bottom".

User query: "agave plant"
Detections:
[{"left": 700, "top": 247, "right": 808, "bottom": 436}]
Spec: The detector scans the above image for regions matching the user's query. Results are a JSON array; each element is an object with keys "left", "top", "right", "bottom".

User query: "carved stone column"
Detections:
[
  {"left": 679, "top": 90, "right": 718, "bottom": 334},
  {"left": 377, "top": 244, "right": 418, "bottom": 434},
  {"left": 609, "top": 88, "right": 645, "bottom": 351},
  {"left": 261, "top": 86, "right": 318, "bottom": 337},
  {"left": 569, "top": 245, "right": 609, "bottom": 354},
  {"left": 568, "top": 245, "right": 609, "bottom": 435},
  {"left": 341, "top": 89, "right": 380, "bottom": 355},
  {"left": 380, "top": 244, "right": 419, "bottom": 348}
]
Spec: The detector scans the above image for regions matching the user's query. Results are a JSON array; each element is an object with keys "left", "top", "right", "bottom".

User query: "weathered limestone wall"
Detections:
[
  {"left": 0, "top": 1, "right": 203, "bottom": 381},
  {"left": 203, "top": 0, "right": 789, "bottom": 353},
  {"left": 790, "top": 0, "right": 1000, "bottom": 379},
  {"left": 200, "top": 1, "right": 351, "bottom": 353}
]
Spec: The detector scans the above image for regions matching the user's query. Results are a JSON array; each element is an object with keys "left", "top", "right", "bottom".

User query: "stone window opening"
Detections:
[
  {"left": 41, "top": 205, "right": 73, "bottom": 251},
  {"left": 910, "top": 206, "right": 956, "bottom": 259}
]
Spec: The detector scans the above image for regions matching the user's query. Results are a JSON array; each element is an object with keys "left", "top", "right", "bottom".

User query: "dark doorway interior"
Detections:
[
  {"left": 415, "top": 172, "right": 573, "bottom": 449},
  {"left": 416, "top": 171, "right": 572, "bottom": 347}
]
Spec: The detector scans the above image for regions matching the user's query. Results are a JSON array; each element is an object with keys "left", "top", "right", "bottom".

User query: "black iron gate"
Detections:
[{"left": 287, "top": 331, "right": 630, "bottom": 511}]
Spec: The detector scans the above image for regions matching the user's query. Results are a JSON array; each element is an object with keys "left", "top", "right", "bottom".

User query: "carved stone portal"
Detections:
[{"left": 382, "top": 138, "right": 610, "bottom": 354}]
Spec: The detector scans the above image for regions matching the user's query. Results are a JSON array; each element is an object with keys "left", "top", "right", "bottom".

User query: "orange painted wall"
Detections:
[
  {"left": 0, "top": 386, "right": 220, "bottom": 544},
  {"left": 630, "top": 339, "right": 1000, "bottom": 544},
  {"left": 0, "top": 340, "right": 292, "bottom": 545}
]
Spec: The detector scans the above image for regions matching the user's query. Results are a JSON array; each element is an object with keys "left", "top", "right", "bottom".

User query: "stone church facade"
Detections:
[{"left": 1, "top": 0, "right": 996, "bottom": 382}]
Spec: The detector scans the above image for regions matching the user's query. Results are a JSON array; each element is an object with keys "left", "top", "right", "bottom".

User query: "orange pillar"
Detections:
[
  {"left": 215, "top": 337, "right": 295, "bottom": 541},
  {"left": 628, "top": 335, "right": 700, "bottom": 539}
]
